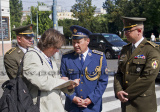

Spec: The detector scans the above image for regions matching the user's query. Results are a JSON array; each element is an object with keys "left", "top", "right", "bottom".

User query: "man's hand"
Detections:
[
  {"left": 83, "top": 98, "right": 92, "bottom": 106},
  {"left": 117, "top": 91, "right": 128, "bottom": 103},
  {"left": 72, "top": 96, "right": 86, "bottom": 107}
]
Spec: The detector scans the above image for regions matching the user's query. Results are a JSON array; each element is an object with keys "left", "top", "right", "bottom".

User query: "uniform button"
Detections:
[
  {"left": 143, "top": 94, "right": 146, "bottom": 96},
  {"left": 81, "top": 82, "right": 83, "bottom": 84},
  {"left": 126, "top": 72, "right": 129, "bottom": 74},
  {"left": 126, "top": 81, "right": 128, "bottom": 83},
  {"left": 81, "top": 96, "right": 83, "bottom": 98},
  {"left": 80, "top": 89, "right": 83, "bottom": 91},
  {"left": 128, "top": 62, "right": 130, "bottom": 64},
  {"left": 81, "top": 74, "right": 83, "bottom": 77}
]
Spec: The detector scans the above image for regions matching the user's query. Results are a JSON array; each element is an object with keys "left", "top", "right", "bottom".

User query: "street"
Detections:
[{"left": 0, "top": 48, "right": 160, "bottom": 112}]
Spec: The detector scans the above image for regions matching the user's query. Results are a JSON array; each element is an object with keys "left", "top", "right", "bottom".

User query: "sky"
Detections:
[{"left": 22, "top": 0, "right": 105, "bottom": 11}]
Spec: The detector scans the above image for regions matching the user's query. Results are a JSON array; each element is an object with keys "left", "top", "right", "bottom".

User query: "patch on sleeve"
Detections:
[
  {"left": 92, "top": 50, "right": 103, "bottom": 55},
  {"left": 151, "top": 60, "right": 158, "bottom": 69},
  {"left": 105, "top": 66, "right": 108, "bottom": 74}
]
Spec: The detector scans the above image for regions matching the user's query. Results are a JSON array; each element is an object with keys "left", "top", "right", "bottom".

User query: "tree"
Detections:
[
  {"left": 24, "top": 2, "right": 53, "bottom": 37},
  {"left": 10, "top": 0, "right": 23, "bottom": 39},
  {"left": 103, "top": 0, "right": 160, "bottom": 37},
  {"left": 58, "top": 19, "right": 79, "bottom": 45},
  {"left": 71, "top": 0, "right": 96, "bottom": 30}
]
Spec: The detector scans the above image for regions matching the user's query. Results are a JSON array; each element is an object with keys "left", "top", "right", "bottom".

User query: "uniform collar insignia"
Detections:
[
  {"left": 74, "top": 52, "right": 78, "bottom": 56},
  {"left": 18, "top": 50, "right": 21, "bottom": 53},
  {"left": 88, "top": 52, "right": 92, "bottom": 56}
]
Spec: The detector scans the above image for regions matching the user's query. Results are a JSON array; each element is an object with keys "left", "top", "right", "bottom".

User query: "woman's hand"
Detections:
[
  {"left": 67, "top": 79, "right": 80, "bottom": 89},
  {"left": 61, "top": 77, "right": 68, "bottom": 81}
]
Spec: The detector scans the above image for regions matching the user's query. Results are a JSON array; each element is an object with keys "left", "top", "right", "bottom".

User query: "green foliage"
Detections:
[
  {"left": 103, "top": 0, "right": 160, "bottom": 37},
  {"left": 23, "top": 2, "right": 53, "bottom": 37},
  {"left": 10, "top": 0, "right": 23, "bottom": 39},
  {"left": 71, "top": 0, "right": 96, "bottom": 30}
]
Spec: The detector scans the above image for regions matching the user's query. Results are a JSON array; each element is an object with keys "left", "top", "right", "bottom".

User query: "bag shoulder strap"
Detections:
[{"left": 16, "top": 49, "right": 43, "bottom": 108}]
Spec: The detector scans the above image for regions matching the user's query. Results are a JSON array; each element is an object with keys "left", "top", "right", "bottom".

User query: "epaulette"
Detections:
[
  {"left": 147, "top": 41, "right": 159, "bottom": 47},
  {"left": 92, "top": 50, "right": 103, "bottom": 55},
  {"left": 6, "top": 47, "right": 16, "bottom": 55},
  {"left": 63, "top": 50, "right": 74, "bottom": 55}
]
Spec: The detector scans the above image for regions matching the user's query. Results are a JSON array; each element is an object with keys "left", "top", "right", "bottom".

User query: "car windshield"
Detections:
[{"left": 103, "top": 34, "right": 123, "bottom": 42}]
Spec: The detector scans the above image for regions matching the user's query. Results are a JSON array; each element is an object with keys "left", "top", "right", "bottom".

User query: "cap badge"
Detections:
[
  {"left": 73, "top": 28, "right": 77, "bottom": 33},
  {"left": 30, "top": 26, "right": 32, "bottom": 30}
]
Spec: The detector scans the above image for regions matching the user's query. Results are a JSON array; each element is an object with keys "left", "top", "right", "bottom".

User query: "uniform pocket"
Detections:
[
  {"left": 132, "top": 59, "right": 146, "bottom": 64},
  {"left": 140, "top": 90, "right": 153, "bottom": 97}
]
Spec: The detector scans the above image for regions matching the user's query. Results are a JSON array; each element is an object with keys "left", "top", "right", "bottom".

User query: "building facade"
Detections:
[{"left": 0, "top": 0, "right": 11, "bottom": 56}]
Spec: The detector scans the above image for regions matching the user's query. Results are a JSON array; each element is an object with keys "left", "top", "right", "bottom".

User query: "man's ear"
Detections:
[
  {"left": 16, "top": 35, "right": 21, "bottom": 43},
  {"left": 87, "top": 38, "right": 90, "bottom": 45}
]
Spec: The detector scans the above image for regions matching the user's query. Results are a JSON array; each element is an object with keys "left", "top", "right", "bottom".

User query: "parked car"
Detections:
[{"left": 88, "top": 33, "right": 127, "bottom": 59}]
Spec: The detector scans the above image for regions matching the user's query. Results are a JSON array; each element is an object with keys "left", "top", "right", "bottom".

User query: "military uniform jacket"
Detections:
[
  {"left": 60, "top": 49, "right": 108, "bottom": 112},
  {"left": 4, "top": 46, "right": 24, "bottom": 79},
  {"left": 114, "top": 38, "right": 160, "bottom": 112},
  {"left": 23, "top": 47, "right": 74, "bottom": 112}
]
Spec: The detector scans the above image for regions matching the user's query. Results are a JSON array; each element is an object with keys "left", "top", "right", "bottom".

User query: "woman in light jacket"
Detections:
[{"left": 23, "top": 28, "right": 79, "bottom": 112}]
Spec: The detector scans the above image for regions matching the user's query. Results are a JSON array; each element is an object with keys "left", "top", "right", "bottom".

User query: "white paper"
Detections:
[{"left": 54, "top": 80, "right": 74, "bottom": 89}]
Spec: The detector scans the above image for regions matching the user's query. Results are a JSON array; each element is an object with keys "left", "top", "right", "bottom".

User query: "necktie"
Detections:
[
  {"left": 80, "top": 54, "right": 84, "bottom": 66},
  {"left": 132, "top": 45, "right": 136, "bottom": 53},
  {"left": 49, "top": 59, "right": 53, "bottom": 69}
]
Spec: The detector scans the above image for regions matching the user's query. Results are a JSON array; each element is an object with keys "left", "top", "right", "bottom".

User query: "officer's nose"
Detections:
[{"left": 74, "top": 43, "right": 78, "bottom": 47}]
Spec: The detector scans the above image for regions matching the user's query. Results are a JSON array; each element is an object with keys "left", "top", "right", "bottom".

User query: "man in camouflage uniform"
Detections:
[
  {"left": 114, "top": 17, "right": 160, "bottom": 112},
  {"left": 4, "top": 24, "right": 34, "bottom": 79}
]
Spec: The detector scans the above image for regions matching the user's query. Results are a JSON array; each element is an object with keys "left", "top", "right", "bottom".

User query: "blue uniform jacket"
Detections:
[{"left": 60, "top": 49, "right": 108, "bottom": 112}]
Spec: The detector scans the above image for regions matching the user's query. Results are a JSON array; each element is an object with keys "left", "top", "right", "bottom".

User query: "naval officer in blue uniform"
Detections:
[{"left": 60, "top": 25, "right": 108, "bottom": 112}]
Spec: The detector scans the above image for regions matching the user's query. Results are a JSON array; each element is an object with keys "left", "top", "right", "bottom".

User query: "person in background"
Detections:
[
  {"left": 4, "top": 24, "right": 34, "bottom": 79},
  {"left": 60, "top": 25, "right": 108, "bottom": 112},
  {"left": 23, "top": 28, "right": 80, "bottom": 112},
  {"left": 150, "top": 33, "right": 156, "bottom": 42},
  {"left": 114, "top": 16, "right": 160, "bottom": 112}
]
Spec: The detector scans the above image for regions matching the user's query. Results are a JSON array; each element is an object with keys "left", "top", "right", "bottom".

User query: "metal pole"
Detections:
[
  {"left": 30, "top": 7, "right": 32, "bottom": 24},
  {"left": 0, "top": 0, "right": 5, "bottom": 71},
  {"left": 36, "top": 11, "right": 38, "bottom": 42},
  {"left": 53, "top": 0, "right": 58, "bottom": 29}
]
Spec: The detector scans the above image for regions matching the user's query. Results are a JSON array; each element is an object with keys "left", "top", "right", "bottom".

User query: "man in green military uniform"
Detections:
[
  {"left": 4, "top": 24, "right": 34, "bottom": 79},
  {"left": 114, "top": 17, "right": 160, "bottom": 112}
]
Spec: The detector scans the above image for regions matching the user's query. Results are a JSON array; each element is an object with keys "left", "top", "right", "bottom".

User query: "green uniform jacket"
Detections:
[
  {"left": 4, "top": 46, "right": 24, "bottom": 79},
  {"left": 114, "top": 38, "right": 160, "bottom": 112}
]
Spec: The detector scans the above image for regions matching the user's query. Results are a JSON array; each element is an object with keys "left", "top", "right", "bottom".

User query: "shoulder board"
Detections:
[
  {"left": 63, "top": 50, "right": 74, "bottom": 55},
  {"left": 92, "top": 50, "right": 103, "bottom": 55},
  {"left": 146, "top": 41, "right": 159, "bottom": 47},
  {"left": 6, "top": 47, "right": 16, "bottom": 55}
]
